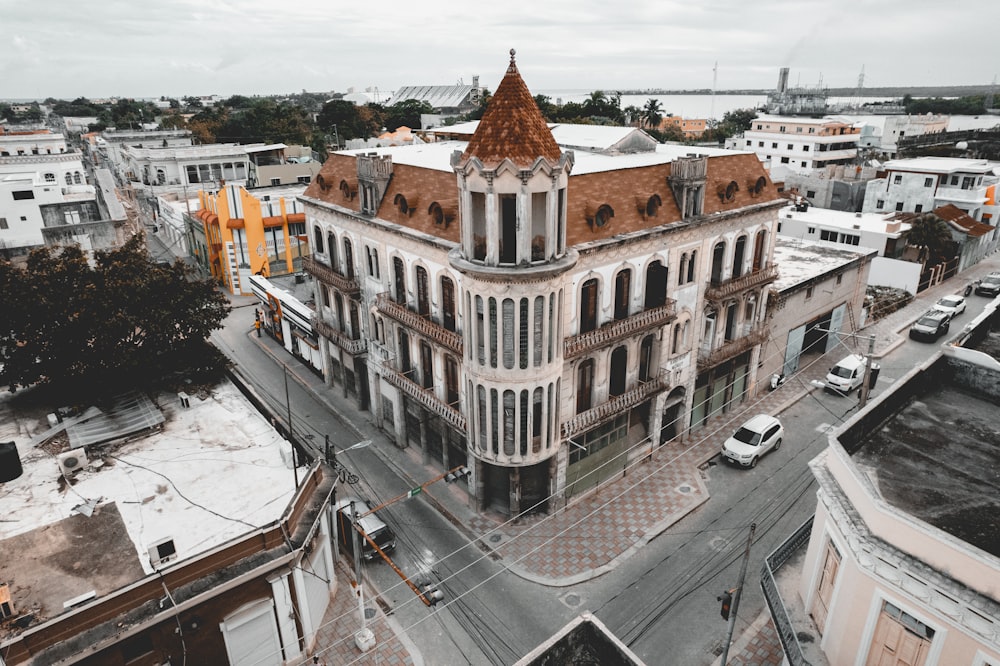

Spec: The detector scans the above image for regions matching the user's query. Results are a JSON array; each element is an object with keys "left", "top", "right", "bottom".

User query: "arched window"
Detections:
[
  {"left": 614, "top": 269, "right": 631, "bottom": 320},
  {"left": 711, "top": 241, "right": 726, "bottom": 284},
  {"left": 644, "top": 261, "right": 668, "bottom": 308},
  {"left": 732, "top": 235, "right": 747, "bottom": 279},
  {"left": 441, "top": 277, "right": 456, "bottom": 332},
  {"left": 392, "top": 256, "right": 406, "bottom": 304},
  {"left": 610, "top": 346, "right": 628, "bottom": 396},
  {"left": 313, "top": 226, "right": 324, "bottom": 254},
  {"left": 415, "top": 265, "right": 429, "bottom": 316},
  {"left": 639, "top": 335, "right": 654, "bottom": 381},
  {"left": 342, "top": 238, "right": 355, "bottom": 279},
  {"left": 576, "top": 360, "right": 594, "bottom": 414},
  {"left": 753, "top": 230, "right": 768, "bottom": 271},
  {"left": 65, "top": 173, "right": 73, "bottom": 185},
  {"left": 44, "top": 172, "right": 55, "bottom": 183},
  {"left": 420, "top": 341, "right": 433, "bottom": 389},
  {"left": 678, "top": 254, "right": 688, "bottom": 286},
  {"left": 580, "top": 278, "right": 598, "bottom": 333},
  {"left": 73, "top": 172, "right": 82, "bottom": 184}
]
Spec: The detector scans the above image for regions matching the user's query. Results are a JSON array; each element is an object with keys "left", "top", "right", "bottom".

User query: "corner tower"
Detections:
[{"left": 450, "top": 50, "right": 576, "bottom": 515}]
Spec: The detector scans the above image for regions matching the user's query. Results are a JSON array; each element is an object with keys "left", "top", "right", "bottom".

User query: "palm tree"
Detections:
[
  {"left": 642, "top": 98, "right": 664, "bottom": 130},
  {"left": 906, "top": 213, "right": 953, "bottom": 263},
  {"left": 623, "top": 105, "right": 643, "bottom": 127}
]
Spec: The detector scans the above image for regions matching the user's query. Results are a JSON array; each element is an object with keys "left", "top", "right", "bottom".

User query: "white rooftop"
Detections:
[
  {"left": 883, "top": 156, "right": 997, "bottom": 174},
  {"left": 781, "top": 204, "right": 910, "bottom": 236},
  {"left": 336, "top": 127, "right": 749, "bottom": 175},
  {"left": 754, "top": 114, "right": 852, "bottom": 125},
  {"left": 0, "top": 379, "right": 296, "bottom": 576},
  {"left": 124, "top": 143, "right": 249, "bottom": 161},
  {"left": 772, "top": 236, "right": 876, "bottom": 291}
]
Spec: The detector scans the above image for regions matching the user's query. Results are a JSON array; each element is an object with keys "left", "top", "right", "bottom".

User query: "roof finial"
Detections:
[{"left": 508, "top": 48, "right": 517, "bottom": 73}]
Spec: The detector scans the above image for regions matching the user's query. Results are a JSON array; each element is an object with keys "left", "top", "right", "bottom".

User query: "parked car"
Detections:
[
  {"left": 333, "top": 497, "right": 397, "bottom": 560},
  {"left": 825, "top": 354, "right": 880, "bottom": 395},
  {"left": 909, "top": 310, "right": 951, "bottom": 341},
  {"left": 932, "top": 295, "right": 966, "bottom": 320},
  {"left": 721, "top": 414, "right": 784, "bottom": 468},
  {"left": 975, "top": 274, "right": 1000, "bottom": 297}
]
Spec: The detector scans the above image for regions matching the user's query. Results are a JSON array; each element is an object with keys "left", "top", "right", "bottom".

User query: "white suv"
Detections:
[{"left": 722, "top": 414, "right": 784, "bottom": 468}]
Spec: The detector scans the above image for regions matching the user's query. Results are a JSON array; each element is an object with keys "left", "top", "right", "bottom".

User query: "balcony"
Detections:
[
  {"left": 382, "top": 364, "right": 467, "bottom": 432},
  {"left": 561, "top": 372, "right": 669, "bottom": 440},
  {"left": 312, "top": 316, "right": 367, "bottom": 355},
  {"left": 704, "top": 265, "right": 778, "bottom": 303},
  {"left": 302, "top": 255, "right": 359, "bottom": 298},
  {"left": 761, "top": 517, "right": 828, "bottom": 666},
  {"left": 565, "top": 302, "right": 677, "bottom": 360},
  {"left": 697, "top": 325, "right": 769, "bottom": 370},
  {"left": 374, "top": 292, "right": 463, "bottom": 355}
]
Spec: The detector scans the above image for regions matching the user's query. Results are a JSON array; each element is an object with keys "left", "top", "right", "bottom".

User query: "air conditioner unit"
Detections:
[
  {"left": 148, "top": 537, "right": 178, "bottom": 568},
  {"left": 58, "top": 448, "right": 88, "bottom": 475}
]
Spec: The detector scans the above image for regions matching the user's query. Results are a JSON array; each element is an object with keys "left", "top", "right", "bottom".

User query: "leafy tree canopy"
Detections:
[
  {"left": 383, "top": 98, "right": 435, "bottom": 133},
  {"left": 316, "top": 100, "right": 384, "bottom": 142},
  {"left": 903, "top": 95, "right": 986, "bottom": 116},
  {"left": 0, "top": 237, "right": 230, "bottom": 400}
]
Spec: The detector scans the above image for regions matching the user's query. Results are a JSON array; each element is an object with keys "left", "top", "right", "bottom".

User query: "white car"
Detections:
[
  {"left": 932, "top": 294, "right": 966, "bottom": 320},
  {"left": 721, "top": 414, "right": 784, "bottom": 468}
]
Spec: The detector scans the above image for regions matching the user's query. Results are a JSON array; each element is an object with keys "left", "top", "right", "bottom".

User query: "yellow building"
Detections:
[
  {"left": 194, "top": 184, "right": 308, "bottom": 294},
  {"left": 660, "top": 116, "right": 707, "bottom": 138}
]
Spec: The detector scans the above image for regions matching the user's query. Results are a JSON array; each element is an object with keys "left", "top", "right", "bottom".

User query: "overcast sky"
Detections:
[{"left": 3, "top": 0, "right": 998, "bottom": 101}]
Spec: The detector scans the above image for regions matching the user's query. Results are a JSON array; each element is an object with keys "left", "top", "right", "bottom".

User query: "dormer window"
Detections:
[
  {"left": 586, "top": 203, "right": 615, "bottom": 230},
  {"left": 645, "top": 194, "right": 662, "bottom": 218}
]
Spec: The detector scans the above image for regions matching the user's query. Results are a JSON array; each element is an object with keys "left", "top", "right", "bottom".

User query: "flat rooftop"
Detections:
[
  {"left": 848, "top": 335, "right": 1000, "bottom": 559},
  {"left": 781, "top": 204, "right": 910, "bottom": 236},
  {"left": 884, "top": 156, "right": 997, "bottom": 175},
  {"left": 772, "top": 237, "right": 875, "bottom": 291},
  {"left": 0, "top": 379, "right": 295, "bottom": 635}
]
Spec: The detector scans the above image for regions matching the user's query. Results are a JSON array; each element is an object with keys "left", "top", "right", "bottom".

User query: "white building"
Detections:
[
  {"left": 121, "top": 143, "right": 251, "bottom": 195},
  {"left": 853, "top": 114, "right": 948, "bottom": 158},
  {"left": 861, "top": 156, "right": 1000, "bottom": 225},
  {"left": 98, "top": 128, "right": 194, "bottom": 176},
  {"left": 726, "top": 115, "right": 862, "bottom": 179},
  {"left": 777, "top": 202, "right": 910, "bottom": 258},
  {"left": 302, "top": 52, "right": 785, "bottom": 515}
]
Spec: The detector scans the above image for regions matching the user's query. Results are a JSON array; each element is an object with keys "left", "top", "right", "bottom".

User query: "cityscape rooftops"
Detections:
[{"left": 0, "top": 380, "right": 295, "bottom": 637}]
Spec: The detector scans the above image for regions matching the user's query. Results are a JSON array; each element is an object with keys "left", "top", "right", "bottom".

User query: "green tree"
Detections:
[
  {"left": 906, "top": 213, "right": 954, "bottom": 263},
  {"left": 623, "top": 105, "right": 643, "bottom": 127},
  {"left": 317, "top": 100, "right": 382, "bottom": 141},
  {"left": 642, "top": 98, "right": 664, "bottom": 129},
  {"left": 384, "top": 98, "right": 435, "bottom": 132},
  {"left": 534, "top": 94, "right": 558, "bottom": 121},
  {"left": 0, "top": 237, "right": 230, "bottom": 398}
]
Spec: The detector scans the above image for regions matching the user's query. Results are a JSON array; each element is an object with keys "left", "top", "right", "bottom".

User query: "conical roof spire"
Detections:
[{"left": 461, "top": 49, "right": 561, "bottom": 168}]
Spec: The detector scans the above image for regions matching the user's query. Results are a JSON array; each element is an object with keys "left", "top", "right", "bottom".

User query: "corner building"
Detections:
[{"left": 301, "top": 52, "right": 785, "bottom": 515}]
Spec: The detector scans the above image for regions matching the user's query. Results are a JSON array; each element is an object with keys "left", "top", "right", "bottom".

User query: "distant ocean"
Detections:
[{"left": 536, "top": 90, "right": 894, "bottom": 121}]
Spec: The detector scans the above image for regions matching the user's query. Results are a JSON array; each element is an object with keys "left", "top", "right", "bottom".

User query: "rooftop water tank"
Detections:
[{"left": 0, "top": 441, "right": 23, "bottom": 483}]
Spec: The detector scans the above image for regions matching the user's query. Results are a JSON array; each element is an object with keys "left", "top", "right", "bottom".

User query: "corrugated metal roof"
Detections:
[{"left": 387, "top": 85, "right": 473, "bottom": 109}]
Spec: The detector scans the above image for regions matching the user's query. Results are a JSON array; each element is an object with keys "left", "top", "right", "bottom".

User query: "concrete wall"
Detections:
[{"left": 869, "top": 256, "right": 921, "bottom": 293}]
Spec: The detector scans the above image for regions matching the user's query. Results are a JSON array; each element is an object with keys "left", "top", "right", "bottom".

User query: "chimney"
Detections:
[{"left": 777, "top": 68, "right": 789, "bottom": 93}]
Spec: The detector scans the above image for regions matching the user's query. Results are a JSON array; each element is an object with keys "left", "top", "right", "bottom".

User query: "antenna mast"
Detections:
[{"left": 711, "top": 61, "right": 718, "bottom": 120}]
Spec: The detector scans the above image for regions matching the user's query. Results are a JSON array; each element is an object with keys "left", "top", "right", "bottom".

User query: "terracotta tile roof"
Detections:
[
  {"left": 934, "top": 203, "right": 995, "bottom": 237},
  {"left": 461, "top": 49, "right": 561, "bottom": 168}
]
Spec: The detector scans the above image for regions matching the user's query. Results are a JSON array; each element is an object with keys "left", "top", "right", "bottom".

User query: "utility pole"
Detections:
[
  {"left": 858, "top": 333, "right": 876, "bottom": 409},
  {"left": 720, "top": 522, "right": 756, "bottom": 665},
  {"left": 351, "top": 500, "right": 376, "bottom": 652},
  {"left": 284, "top": 365, "right": 297, "bottom": 488}
]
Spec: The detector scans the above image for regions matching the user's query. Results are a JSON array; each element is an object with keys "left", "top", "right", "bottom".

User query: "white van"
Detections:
[
  {"left": 333, "top": 497, "right": 397, "bottom": 560},
  {"left": 825, "top": 354, "right": 879, "bottom": 395}
]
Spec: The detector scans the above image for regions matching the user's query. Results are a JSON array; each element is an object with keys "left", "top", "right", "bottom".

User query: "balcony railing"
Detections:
[
  {"left": 561, "top": 372, "right": 668, "bottom": 439},
  {"left": 697, "top": 325, "right": 769, "bottom": 369},
  {"left": 374, "top": 292, "right": 463, "bottom": 355},
  {"left": 761, "top": 517, "right": 815, "bottom": 666},
  {"left": 302, "top": 255, "right": 360, "bottom": 297},
  {"left": 382, "top": 363, "right": 466, "bottom": 432},
  {"left": 312, "top": 316, "right": 367, "bottom": 355},
  {"left": 565, "top": 302, "right": 677, "bottom": 360},
  {"left": 705, "top": 265, "right": 778, "bottom": 302}
]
